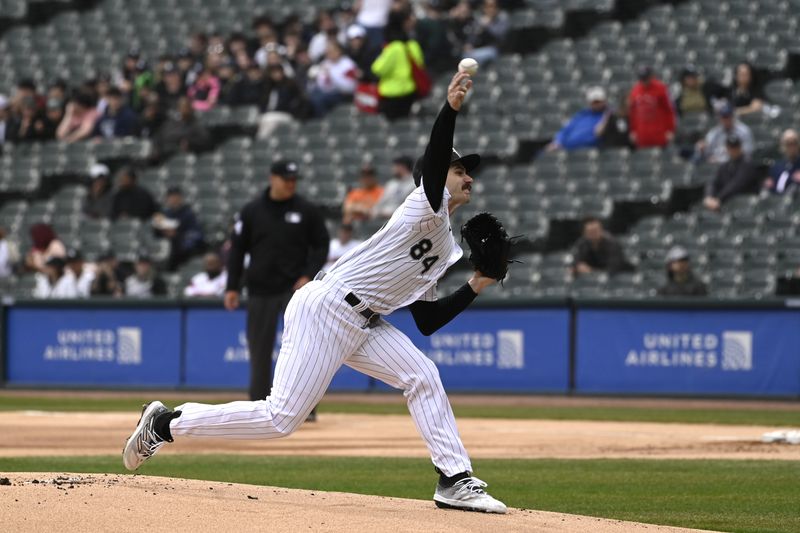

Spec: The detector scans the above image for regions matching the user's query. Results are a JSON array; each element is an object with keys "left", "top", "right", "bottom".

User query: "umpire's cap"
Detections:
[
  {"left": 412, "top": 148, "right": 481, "bottom": 186},
  {"left": 270, "top": 160, "right": 301, "bottom": 179}
]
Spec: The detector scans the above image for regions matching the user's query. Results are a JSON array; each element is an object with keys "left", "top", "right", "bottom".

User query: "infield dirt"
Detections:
[{"left": 1, "top": 411, "right": 798, "bottom": 460}]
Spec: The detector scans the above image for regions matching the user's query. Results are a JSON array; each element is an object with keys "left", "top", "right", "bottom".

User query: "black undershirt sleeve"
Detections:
[
  {"left": 408, "top": 283, "right": 477, "bottom": 336},
  {"left": 421, "top": 102, "right": 459, "bottom": 213}
]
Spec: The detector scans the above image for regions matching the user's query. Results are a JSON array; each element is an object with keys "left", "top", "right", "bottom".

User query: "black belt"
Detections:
[{"left": 315, "top": 272, "right": 381, "bottom": 328}]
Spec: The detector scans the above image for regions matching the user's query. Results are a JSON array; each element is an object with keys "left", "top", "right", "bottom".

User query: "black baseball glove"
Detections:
[{"left": 460, "top": 212, "right": 518, "bottom": 282}]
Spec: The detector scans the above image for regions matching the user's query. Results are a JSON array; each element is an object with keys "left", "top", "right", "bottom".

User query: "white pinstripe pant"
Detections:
[{"left": 171, "top": 275, "right": 472, "bottom": 476}]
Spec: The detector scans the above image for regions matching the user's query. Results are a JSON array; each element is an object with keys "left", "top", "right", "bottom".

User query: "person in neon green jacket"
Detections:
[{"left": 371, "top": 10, "right": 423, "bottom": 120}]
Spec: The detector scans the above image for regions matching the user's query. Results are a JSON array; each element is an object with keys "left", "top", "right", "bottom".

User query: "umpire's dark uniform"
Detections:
[{"left": 226, "top": 160, "right": 330, "bottom": 401}]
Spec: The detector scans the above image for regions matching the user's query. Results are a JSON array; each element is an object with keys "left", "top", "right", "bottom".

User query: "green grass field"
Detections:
[
  {"left": 1, "top": 455, "right": 798, "bottom": 533},
  {"left": 1, "top": 395, "right": 799, "bottom": 426}
]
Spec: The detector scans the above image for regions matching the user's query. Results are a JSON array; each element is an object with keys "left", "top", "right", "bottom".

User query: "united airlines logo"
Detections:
[
  {"left": 721, "top": 331, "right": 752, "bottom": 371},
  {"left": 425, "top": 330, "right": 525, "bottom": 368},
  {"left": 497, "top": 330, "right": 524, "bottom": 369},
  {"left": 116, "top": 328, "right": 142, "bottom": 365},
  {"left": 43, "top": 328, "right": 142, "bottom": 366},
  {"left": 624, "top": 331, "right": 753, "bottom": 371}
]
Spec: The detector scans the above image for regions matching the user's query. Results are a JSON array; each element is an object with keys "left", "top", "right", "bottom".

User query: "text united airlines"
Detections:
[
  {"left": 625, "top": 333, "right": 719, "bottom": 368},
  {"left": 43, "top": 329, "right": 116, "bottom": 362},
  {"left": 426, "top": 333, "right": 495, "bottom": 366}
]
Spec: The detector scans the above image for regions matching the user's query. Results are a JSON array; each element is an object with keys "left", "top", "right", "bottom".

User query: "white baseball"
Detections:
[{"left": 458, "top": 58, "right": 479, "bottom": 76}]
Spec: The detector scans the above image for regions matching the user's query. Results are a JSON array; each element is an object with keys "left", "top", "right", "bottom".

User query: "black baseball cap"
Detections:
[
  {"left": 66, "top": 249, "right": 83, "bottom": 262},
  {"left": 726, "top": 133, "right": 742, "bottom": 147},
  {"left": 45, "top": 256, "right": 66, "bottom": 268},
  {"left": 271, "top": 160, "right": 300, "bottom": 179},
  {"left": 412, "top": 148, "right": 481, "bottom": 186}
]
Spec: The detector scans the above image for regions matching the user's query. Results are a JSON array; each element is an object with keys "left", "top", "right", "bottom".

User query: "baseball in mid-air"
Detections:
[{"left": 458, "top": 58, "right": 479, "bottom": 76}]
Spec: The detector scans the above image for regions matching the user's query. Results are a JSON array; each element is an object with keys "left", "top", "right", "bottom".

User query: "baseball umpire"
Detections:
[
  {"left": 125, "top": 70, "right": 512, "bottom": 513},
  {"left": 223, "top": 160, "right": 330, "bottom": 407}
]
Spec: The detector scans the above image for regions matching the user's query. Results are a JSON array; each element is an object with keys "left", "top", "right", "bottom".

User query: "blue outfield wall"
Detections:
[
  {"left": 6, "top": 308, "right": 182, "bottom": 387},
  {"left": 2, "top": 299, "right": 800, "bottom": 397},
  {"left": 575, "top": 308, "right": 800, "bottom": 396}
]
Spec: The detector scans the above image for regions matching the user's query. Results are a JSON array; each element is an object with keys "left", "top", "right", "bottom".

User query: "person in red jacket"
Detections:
[{"left": 627, "top": 66, "right": 676, "bottom": 148}]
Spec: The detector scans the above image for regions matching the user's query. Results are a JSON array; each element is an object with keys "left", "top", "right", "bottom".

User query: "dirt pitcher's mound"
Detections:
[{"left": 2, "top": 473, "right": 716, "bottom": 533}]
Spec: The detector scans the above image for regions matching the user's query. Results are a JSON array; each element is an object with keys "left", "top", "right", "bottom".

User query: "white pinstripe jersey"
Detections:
[{"left": 327, "top": 183, "right": 462, "bottom": 314}]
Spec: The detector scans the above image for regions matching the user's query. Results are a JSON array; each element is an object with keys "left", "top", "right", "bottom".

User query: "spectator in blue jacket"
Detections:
[
  {"left": 92, "top": 87, "right": 139, "bottom": 139},
  {"left": 546, "top": 87, "right": 611, "bottom": 151},
  {"left": 153, "top": 186, "right": 205, "bottom": 270},
  {"left": 764, "top": 129, "right": 800, "bottom": 195}
]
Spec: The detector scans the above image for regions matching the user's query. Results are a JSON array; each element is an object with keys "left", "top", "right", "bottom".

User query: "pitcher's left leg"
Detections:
[
  {"left": 344, "top": 321, "right": 471, "bottom": 476},
  {"left": 344, "top": 321, "right": 506, "bottom": 513}
]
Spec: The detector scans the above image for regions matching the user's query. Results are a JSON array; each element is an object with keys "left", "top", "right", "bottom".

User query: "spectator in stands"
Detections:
[
  {"left": 110, "top": 166, "right": 158, "bottom": 221},
  {"left": 309, "top": 10, "right": 339, "bottom": 63},
  {"left": 33, "top": 257, "right": 77, "bottom": 299},
  {"left": 252, "top": 16, "right": 280, "bottom": 68},
  {"left": 627, "top": 65, "right": 675, "bottom": 148},
  {"left": 702, "top": 134, "right": 760, "bottom": 212},
  {"left": 9, "top": 79, "right": 44, "bottom": 118},
  {"left": 125, "top": 255, "right": 167, "bottom": 297},
  {"left": 0, "top": 226, "right": 19, "bottom": 279},
  {"left": 546, "top": 87, "right": 612, "bottom": 151},
  {"left": 116, "top": 49, "right": 142, "bottom": 96},
  {"left": 371, "top": 10, "right": 422, "bottom": 120},
  {"left": 65, "top": 249, "right": 94, "bottom": 298},
  {"left": 90, "top": 251, "right": 124, "bottom": 297},
  {"left": 152, "top": 96, "right": 211, "bottom": 160},
  {"left": 177, "top": 48, "right": 202, "bottom": 86},
  {"left": 343, "top": 164, "right": 384, "bottom": 223},
  {"left": 346, "top": 25, "right": 379, "bottom": 82},
  {"left": 764, "top": 129, "right": 800, "bottom": 195},
  {"left": 24, "top": 223, "right": 66, "bottom": 273},
  {"left": 153, "top": 186, "right": 205, "bottom": 271},
  {"left": 460, "top": 0, "right": 509, "bottom": 65},
  {"left": 6, "top": 94, "right": 44, "bottom": 143},
  {"left": 139, "top": 93, "right": 165, "bottom": 139},
  {"left": 657, "top": 246, "right": 707, "bottom": 297},
  {"left": 694, "top": 104, "right": 754, "bottom": 164},
  {"left": 729, "top": 62, "right": 765, "bottom": 116},
  {"left": 216, "top": 57, "right": 238, "bottom": 105},
  {"left": 229, "top": 62, "right": 267, "bottom": 108},
  {"left": 372, "top": 155, "right": 416, "bottom": 219},
  {"left": 93, "top": 73, "right": 113, "bottom": 115},
  {"left": 309, "top": 40, "right": 358, "bottom": 117},
  {"left": 184, "top": 252, "right": 227, "bottom": 297},
  {"left": 256, "top": 65, "right": 310, "bottom": 139},
  {"left": 674, "top": 65, "right": 712, "bottom": 116},
  {"left": 156, "top": 63, "right": 185, "bottom": 113},
  {"left": 571, "top": 217, "right": 632, "bottom": 277},
  {"left": 188, "top": 67, "right": 221, "bottom": 112},
  {"left": 83, "top": 163, "right": 114, "bottom": 219},
  {"left": 325, "top": 223, "right": 362, "bottom": 270},
  {"left": 56, "top": 91, "right": 99, "bottom": 143},
  {"left": 38, "top": 96, "right": 65, "bottom": 140},
  {"left": 356, "top": 0, "right": 392, "bottom": 50},
  {"left": 0, "top": 95, "right": 8, "bottom": 146},
  {"left": 92, "top": 87, "right": 139, "bottom": 139}
]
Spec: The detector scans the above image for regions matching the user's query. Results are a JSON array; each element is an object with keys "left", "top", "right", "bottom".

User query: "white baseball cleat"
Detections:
[
  {"left": 122, "top": 401, "right": 172, "bottom": 471},
  {"left": 434, "top": 476, "right": 508, "bottom": 514},
  {"left": 761, "top": 430, "right": 788, "bottom": 443},
  {"left": 785, "top": 431, "right": 800, "bottom": 445}
]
